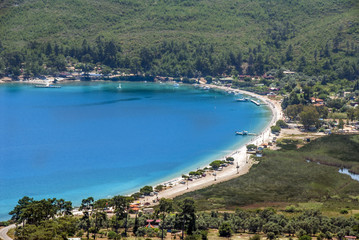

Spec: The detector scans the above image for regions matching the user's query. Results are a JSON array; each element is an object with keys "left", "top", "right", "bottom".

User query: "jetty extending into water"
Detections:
[
  {"left": 235, "top": 131, "right": 257, "bottom": 136},
  {"left": 236, "top": 98, "right": 249, "bottom": 102},
  {"left": 250, "top": 99, "right": 261, "bottom": 106}
]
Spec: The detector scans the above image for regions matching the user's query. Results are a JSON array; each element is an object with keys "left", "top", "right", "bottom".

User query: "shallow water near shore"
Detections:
[{"left": 0, "top": 82, "right": 271, "bottom": 220}]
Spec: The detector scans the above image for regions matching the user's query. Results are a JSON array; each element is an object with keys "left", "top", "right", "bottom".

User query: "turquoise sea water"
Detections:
[{"left": 0, "top": 82, "right": 271, "bottom": 220}]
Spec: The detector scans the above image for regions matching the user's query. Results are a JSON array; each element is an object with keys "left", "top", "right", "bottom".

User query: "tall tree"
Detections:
[
  {"left": 299, "top": 106, "right": 320, "bottom": 130},
  {"left": 9, "top": 196, "right": 34, "bottom": 226},
  {"left": 179, "top": 198, "right": 197, "bottom": 236},
  {"left": 112, "top": 195, "right": 131, "bottom": 234},
  {"left": 158, "top": 198, "right": 173, "bottom": 240}
]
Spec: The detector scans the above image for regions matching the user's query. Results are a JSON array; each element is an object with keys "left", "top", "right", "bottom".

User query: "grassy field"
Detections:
[
  {"left": 176, "top": 134, "right": 359, "bottom": 212},
  {"left": 300, "top": 134, "right": 359, "bottom": 173}
]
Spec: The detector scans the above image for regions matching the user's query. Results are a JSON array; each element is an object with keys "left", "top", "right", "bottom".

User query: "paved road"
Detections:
[{"left": 0, "top": 224, "right": 15, "bottom": 240}]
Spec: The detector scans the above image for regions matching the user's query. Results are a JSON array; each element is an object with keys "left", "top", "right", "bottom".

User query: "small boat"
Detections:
[
  {"left": 236, "top": 98, "right": 248, "bottom": 102},
  {"left": 173, "top": 83, "right": 180, "bottom": 87},
  {"left": 35, "top": 83, "right": 61, "bottom": 88},
  {"left": 117, "top": 83, "right": 122, "bottom": 89},
  {"left": 235, "top": 131, "right": 248, "bottom": 135}
]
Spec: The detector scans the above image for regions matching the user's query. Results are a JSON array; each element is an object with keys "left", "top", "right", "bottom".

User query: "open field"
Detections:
[{"left": 177, "top": 134, "right": 359, "bottom": 212}]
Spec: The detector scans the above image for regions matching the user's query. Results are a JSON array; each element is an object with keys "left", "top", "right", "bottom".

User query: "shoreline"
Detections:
[
  {"left": 0, "top": 80, "right": 283, "bottom": 208},
  {"left": 136, "top": 84, "right": 283, "bottom": 204}
]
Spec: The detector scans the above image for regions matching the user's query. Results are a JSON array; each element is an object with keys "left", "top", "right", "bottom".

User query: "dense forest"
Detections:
[{"left": 0, "top": 0, "right": 358, "bottom": 79}]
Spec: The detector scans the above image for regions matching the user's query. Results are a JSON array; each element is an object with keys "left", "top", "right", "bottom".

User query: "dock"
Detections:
[
  {"left": 250, "top": 99, "right": 261, "bottom": 106},
  {"left": 235, "top": 131, "right": 257, "bottom": 136}
]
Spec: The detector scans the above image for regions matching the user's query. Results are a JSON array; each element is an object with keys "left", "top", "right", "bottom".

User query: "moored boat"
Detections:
[
  {"left": 235, "top": 130, "right": 248, "bottom": 135},
  {"left": 35, "top": 84, "right": 61, "bottom": 88}
]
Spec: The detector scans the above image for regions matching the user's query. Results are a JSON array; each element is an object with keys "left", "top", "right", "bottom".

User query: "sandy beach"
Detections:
[{"left": 138, "top": 84, "right": 283, "bottom": 204}]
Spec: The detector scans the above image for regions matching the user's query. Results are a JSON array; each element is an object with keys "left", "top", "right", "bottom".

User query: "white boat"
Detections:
[
  {"left": 173, "top": 83, "right": 180, "bottom": 87},
  {"left": 236, "top": 98, "right": 248, "bottom": 102},
  {"left": 117, "top": 83, "right": 122, "bottom": 89},
  {"left": 235, "top": 131, "right": 248, "bottom": 135},
  {"left": 35, "top": 82, "right": 61, "bottom": 88}
]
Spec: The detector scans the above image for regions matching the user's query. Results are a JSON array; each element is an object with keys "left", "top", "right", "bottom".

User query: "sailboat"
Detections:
[{"left": 117, "top": 83, "right": 122, "bottom": 89}]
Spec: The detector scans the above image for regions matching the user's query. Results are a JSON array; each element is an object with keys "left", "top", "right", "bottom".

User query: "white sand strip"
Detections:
[{"left": 137, "top": 85, "right": 283, "bottom": 204}]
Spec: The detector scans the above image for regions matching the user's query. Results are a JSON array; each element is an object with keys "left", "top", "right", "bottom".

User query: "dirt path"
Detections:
[{"left": 0, "top": 224, "right": 15, "bottom": 240}]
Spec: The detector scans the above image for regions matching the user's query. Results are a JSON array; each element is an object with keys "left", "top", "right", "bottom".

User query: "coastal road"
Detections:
[{"left": 0, "top": 224, "right": 15, "bottom": 240}]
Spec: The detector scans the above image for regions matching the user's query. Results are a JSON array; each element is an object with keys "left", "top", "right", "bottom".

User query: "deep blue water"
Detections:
[{"left": 0, "top": 82, "right": 271, "bottom": 220}]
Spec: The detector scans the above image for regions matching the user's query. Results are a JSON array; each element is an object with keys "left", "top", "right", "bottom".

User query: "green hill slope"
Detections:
[
  {"left": 0, "top": 0, "right": 358, "bottom": 78},
  {"left": 1, "top": 0, "right": 357, "bottom": 50}
]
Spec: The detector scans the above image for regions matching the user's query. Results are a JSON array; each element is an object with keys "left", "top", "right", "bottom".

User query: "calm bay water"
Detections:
[{"left": 0, "top": 82, "right": 271, "bottom": 220}]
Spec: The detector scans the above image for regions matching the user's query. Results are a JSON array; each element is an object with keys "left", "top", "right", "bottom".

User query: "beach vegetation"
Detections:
[
  {"left": 140, "top": 186, "right": 154, "bottom": 196},
  {"left": 270, "top": 125, "right": 281, "bottom": 133},
  {"left": 299, "top": 106, "right": 320, "bottom": 130},
  {"left": 9, "top": 197, "right": 73, "bottom": 227},
  {"left": 226, "top": 157, "right": 234, "bottom": 162},
  {"left": 275, "top": 120, "right": 288, "bottom": 129},
  {"left": 131, "top": 192, "right": 141, "bottom": 200},
  {"left": 94, "top": 198, "right": 112, "bottom": 209},
  {"left": 246, "top": 144, "right": 257, "bottom": 151},
  {"left": 209, "top": 160, "right": 225, "bottom": 170},
  {"left": 155, "top": 185, "right": 164, "bottom": 192}
]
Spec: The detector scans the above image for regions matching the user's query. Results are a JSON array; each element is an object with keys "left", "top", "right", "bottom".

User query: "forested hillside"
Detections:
[{"left": 0, "top": 0, "right": 358, "bottom": 78}]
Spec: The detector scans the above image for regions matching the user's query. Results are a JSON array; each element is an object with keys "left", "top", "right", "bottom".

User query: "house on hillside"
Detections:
[
  {"left": 239, "top": 75, "right": 252, "bottom": 80},
  {"left": 142, "top": 207, "right": 154, "bottom": 214},
  {"left": 283, "top": 70, "right": 296, "bottom": 75},
  {"left": 310, "top": 97, "right": 324, "bottom": 105},
  {"left": 219, "top": 77, "right": 234, "bottom": 84},
  {"left": 262, "top": 74, "right": 274, "bottom": 79},
  {"left": 267, "top": 92, "right": 276, "bottom": 97},
  {"left": 269, "top": 87, "right": 280, "bottom": 91}
]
